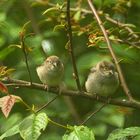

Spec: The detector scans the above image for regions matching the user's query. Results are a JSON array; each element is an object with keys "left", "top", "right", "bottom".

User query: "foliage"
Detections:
[
  {"left": 0, "top": 0, "right": 140, "bottom": 140},
  {"left": 107, "top": 127, "right": 140, "bottom": 140},
  {"left": 0, "top": 113, "right": 48, "bottom": 140},
  {"left": 63, "top": 125, "right": 95, "bottom": 140}
]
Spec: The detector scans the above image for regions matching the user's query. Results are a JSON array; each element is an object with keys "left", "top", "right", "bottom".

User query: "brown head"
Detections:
[
  {"left": 45, "top": 55, "right": 64, "bottom": 71},
  {"left": 97, "top": 61, "right": 115, "bottom": 76}
]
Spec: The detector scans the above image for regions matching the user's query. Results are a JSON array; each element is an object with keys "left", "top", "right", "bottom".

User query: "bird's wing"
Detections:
[{"left": 90, "top": 66, "right": 96, "bottom": 73}]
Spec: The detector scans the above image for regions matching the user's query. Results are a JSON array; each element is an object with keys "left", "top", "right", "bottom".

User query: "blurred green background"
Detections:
[{"left": 0, "top": 0, "right": 140, "bottom": 139}]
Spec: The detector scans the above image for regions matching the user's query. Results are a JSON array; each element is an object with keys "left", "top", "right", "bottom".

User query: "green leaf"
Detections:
[
  {"left": 123, "top": 23, "right": 136, "bottom": 28},
  {"left": 43, "top": 3, "right": 64, "bottom": 15},
  {"left": 65, "top": 40, "right": 70, "bottom": 50},
  {"left": 63, "top": 126, "right": 95, "bottom": 140},
  {"left": 53, "top": 24, "right": 65, "bottom": 32},
  {"left": 73, "top": 10, "right": 81, "bottom": 22},
  {"left": 19, "top": 113, "right": 48, "bottom": 140},
  {"left": 0, "top": 124, "right": 19, "bottom": 139},
  {"left": 107, "top": 127, "right": 140, "bottom": 140},
  {"left": 43, "top": 7, "right": 59, "bottom": 15},
  {"left": 9, "top": 44, "right": 22, "bottom": 49}
]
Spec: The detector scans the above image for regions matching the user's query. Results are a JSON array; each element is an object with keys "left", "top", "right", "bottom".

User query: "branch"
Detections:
[
  {"left": 105, "top": 15, "right": 139, "bottom": 39},
  {"left": 81, "top": 103, "right": 107, "bottom": 125},
  {"left": 70, "top": 8, "right": 140, "bottom": 41},
  {"left": 20, "top": 33, "right": 32, "bottom": 85},
  {"left": 110, "top": 38, "right": 140, "bottom": 49},
  {"left": 66, "top": 0, "right": 81, "bottom": 91},
  {"left": 87, "top": 0, "right": 134, "bottom": 101},
  {"left": 35, "top": 95, "right": 59, "bottom": 113},
  {"left": 2, "top": 78, "right": 140, "bottom": 110}
]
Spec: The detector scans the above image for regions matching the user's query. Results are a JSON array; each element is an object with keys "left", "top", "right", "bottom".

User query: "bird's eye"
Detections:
[
  {"left": 47, "top": 60, "right": 52, "bottom": 64},
  {"left": 103, "top": 67, "right": 108, "bottom": 70}
]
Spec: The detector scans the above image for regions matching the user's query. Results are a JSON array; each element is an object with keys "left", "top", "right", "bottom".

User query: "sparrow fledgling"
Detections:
[
  {"left": 36, "top": 55, "right": 64, "bottom": 88},
  {"left": 85, "top": 61, "right": 119, "bottom": 97}
]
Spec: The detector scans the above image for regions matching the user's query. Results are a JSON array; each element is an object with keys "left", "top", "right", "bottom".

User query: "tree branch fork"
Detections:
[{"left": 2, "top": 78, "right": 140, "bottom": 110}]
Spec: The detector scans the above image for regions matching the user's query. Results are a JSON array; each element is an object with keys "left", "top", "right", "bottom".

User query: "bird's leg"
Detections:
[
  {"left": 58, "top": 82, "right": 66, "bottom": 95},
  {"left": 106, "top": 96, "right": 111, "bottom": 104},
  {"left": 58, "top": 86, "right": 62, "bottom": 95},
  {"left": 43, "top": 84, "right": 50, "bottom": 92},
  {"left": 28, "top": 82, "right": 32, "bottom": 86},
  {"left": 94, "top": 93, "right": 99, "bottom": 100}
]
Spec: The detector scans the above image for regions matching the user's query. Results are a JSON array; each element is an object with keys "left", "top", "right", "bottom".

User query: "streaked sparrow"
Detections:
[
  {"left": 36, "top": 55, "right": 64, "bottom": 88},
  {"left": 85, "top": 61, "right": 119, "bottom": 97}
]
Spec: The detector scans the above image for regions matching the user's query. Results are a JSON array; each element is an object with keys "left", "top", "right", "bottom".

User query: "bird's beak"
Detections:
[
  {"left": 109, "top": 70, "right": 113, "bottom": 75},
  {"left": 53, "top": 62, "right": 57, "bottom": 67}
]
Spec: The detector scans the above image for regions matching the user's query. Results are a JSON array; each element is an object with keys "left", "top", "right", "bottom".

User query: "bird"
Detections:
[
  {"left": 36, "top": 55, "right": 64, "bottom": 89},
  {"left": 85, "top": 61, "right": 119, "bottom": 97}
]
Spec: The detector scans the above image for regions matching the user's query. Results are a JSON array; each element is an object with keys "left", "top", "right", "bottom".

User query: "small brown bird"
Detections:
[
  {"left": 36, "top": 55, "right": 64, "bottom": 88},
  {"left": 85, "top": 61, "right": 119, "bottom": 97}
]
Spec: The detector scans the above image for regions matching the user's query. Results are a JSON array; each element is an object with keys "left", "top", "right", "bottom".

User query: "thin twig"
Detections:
[
  {"left": 105, "top": 15, "right": 139, "bottom": 39},
  {"left": 19, "top": 99, "right": 35, "bottom": 113},
  {"left": 48, "top": 118, "right": 71, "bottom": 130},
  {"left": 35, "top": 95, "right": 59, "bottom": 113},
  {"left": 20, "top": 34, "right": 32, "bottom": 84},
  {"left": 66, "top": 0, "right": 81, "bottom": 91},
  {"left": 2, "top": 78, "right": 140, "bottom": 109},
  {"left": 110, "top": 38, "right": 140, "bottom": 49},
  {"left": 81, "top": 103, "right": 107, "bottom": 125},
  {"left": 70, "top": 7, "right": 139, "bottom": 40},
  {"left": 87, "top": 0, "right": 134, "bottom": 101}
]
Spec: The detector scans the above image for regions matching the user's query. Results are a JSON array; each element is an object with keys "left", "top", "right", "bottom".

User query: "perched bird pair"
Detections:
[{"left": 36, "top": 56, "right": 119, "bottom": 97}]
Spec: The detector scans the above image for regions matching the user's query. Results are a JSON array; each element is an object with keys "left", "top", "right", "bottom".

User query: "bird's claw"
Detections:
[
  {"left": 94, "top": 93, "right": 99, "bottom": 100},
  {"left": 106, "top": 97, "right": 111, "bottom": 104},
  {"left": 44, "top": 84, "right": 49, "bottom": 91}
]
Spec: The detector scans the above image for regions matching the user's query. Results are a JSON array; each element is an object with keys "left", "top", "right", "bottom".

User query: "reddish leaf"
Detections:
[
  {"left": 0, "top": 97, "right": 5, "bottom": 107},
  {"left": 0, "top": 81, "right": 8, "bottom": 94},
  {"left": 1, "top": 95, "right": 16, "bottom": 118}
]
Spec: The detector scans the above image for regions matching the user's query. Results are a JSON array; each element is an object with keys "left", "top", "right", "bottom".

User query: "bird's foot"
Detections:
[
  {"left": 58, "top": 87, "right": 62, "bottom": 95},
  {"left": 44, "top": 84, "right": 50, "bottom": 92},
  {"left": 106, "top": 97, "right": 111, "bottom": 104},
  {"left": 28, "top": 82, "right": 32, "bottom": 86},
  {"left": 94, "top": 93, "right": 99, "bottom": 100}
]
